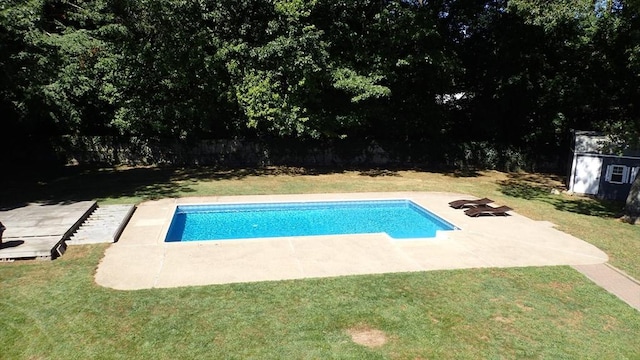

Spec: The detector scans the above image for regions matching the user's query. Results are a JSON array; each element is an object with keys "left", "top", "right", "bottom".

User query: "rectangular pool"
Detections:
[{"left": 165, "top": 199, "right": 457, "bottom": 242}]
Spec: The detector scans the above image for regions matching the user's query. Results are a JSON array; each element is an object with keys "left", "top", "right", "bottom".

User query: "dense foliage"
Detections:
[{"left": 1, "top": 0, "right": 638, "bottom": 169}]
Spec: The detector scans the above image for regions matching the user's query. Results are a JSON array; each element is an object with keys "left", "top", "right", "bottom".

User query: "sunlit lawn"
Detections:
[{"left": 1, "top": 166, "right": 639, "bottom": 358}]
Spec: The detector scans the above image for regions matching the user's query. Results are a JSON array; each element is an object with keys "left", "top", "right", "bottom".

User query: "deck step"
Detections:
[{"left": 66, "top": 205, "right": 136, "bottom": 245}]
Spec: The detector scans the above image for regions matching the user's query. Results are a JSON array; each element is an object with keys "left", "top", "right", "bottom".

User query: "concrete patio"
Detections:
[
  {"left": 2, "top": 192, "right": 637, "bottom": 311},
  {"left": 95, "top": 192, "right": 610, "bottom": 290}
]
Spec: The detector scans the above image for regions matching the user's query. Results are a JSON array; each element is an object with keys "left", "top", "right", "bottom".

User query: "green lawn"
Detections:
[{"left": 1, "top": 166, "right": 639, "bottom": 359}]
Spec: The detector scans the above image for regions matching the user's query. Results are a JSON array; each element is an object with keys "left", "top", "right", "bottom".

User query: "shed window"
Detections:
[{"left": 605, "top": 165, "right": 629, "bottom": 184}]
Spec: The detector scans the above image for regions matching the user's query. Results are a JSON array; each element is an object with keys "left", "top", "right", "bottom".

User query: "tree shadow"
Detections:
[
  {"left": 550, "top": 198, "right": 624, "bottom": 218},
  {"left": 353, "top": 164, "right": 488, "bottom": 178},
  {"left": 499, "top": 180, "right": 550, "bottom": 200},
  {"left": 443, "top": 168, "right": 483, "bottom": 178},
  {"left": 0, "top": 165, "right": 394, "bottom": 206},
  {"left": 1, "top": 166, "right": 185, "bottom": 206},
  {"left": 497, "top": 173, "right": 624, "bottom": 218},
  {"left": 0, "top": 164, "right": 503, "bottom": 207},
  {"left": 357, "top": 168, "right": 400, "bottom": 177}
]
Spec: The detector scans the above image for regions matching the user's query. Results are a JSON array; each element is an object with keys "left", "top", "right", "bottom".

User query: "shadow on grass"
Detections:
[
  {"left": 443, "top": 169, "right": 484, "bottom": 178},
  {"left": 498, "top": 173, "right": 624, "bottom": 218},
  {"left": 550, "top": 198, "right": 624, "bottom": 218},
  {"left": 500, "top": 180, "right": 550, "bottom": 200},
  {"left": 0, "top": 166, "right": 180, "bottom": 209},
  {"left": 0, "top": 164, "right": 487, "bottom": 208},
  {"left": 357, "top": 168, "right": 401, "bottom": 177},
  {"left": 0, "top": 165, "right": 419, "bottom": 207}
]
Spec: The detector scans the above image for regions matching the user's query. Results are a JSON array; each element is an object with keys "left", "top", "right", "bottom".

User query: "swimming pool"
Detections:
[{"left": 165, "top": 199, "right": 457, "bottom": 242}]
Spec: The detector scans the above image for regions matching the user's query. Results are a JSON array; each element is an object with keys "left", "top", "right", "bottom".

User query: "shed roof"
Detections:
[{"left": 573, "top": 130, "right": 640, "bottom": 157}]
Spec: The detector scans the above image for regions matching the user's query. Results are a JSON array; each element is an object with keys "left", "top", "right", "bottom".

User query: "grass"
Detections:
[{"left": 1, "top": 166, "right": 639, "bottom": 358}]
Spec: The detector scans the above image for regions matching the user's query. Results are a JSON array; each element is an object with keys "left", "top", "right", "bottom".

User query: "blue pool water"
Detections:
[{"left": 165, "top": 200, "right": 457, "bottom": 242}]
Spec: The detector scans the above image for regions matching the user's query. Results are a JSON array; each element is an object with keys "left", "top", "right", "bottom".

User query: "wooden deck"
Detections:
[{"left": 0, "top": 201, "right": 96, "bottom": 260}]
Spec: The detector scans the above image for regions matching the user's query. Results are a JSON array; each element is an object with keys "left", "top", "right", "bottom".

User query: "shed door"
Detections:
[{"left": 572, "top": 156, "right": 603, "bottom": 195}]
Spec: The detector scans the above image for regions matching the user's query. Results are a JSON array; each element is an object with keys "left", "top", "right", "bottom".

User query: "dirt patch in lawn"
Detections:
[{"left": 347, "top": 327, "right": 388, "bottom": 348}]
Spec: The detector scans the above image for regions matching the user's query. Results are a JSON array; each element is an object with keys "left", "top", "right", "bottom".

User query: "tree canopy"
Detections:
[{"left": 1, "top": 0, "right": 638, "bottom": 169}]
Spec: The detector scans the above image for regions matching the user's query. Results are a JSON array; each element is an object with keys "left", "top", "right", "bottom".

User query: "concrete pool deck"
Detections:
[{"left": 94, "top": 192, "right": 609, "bottom": 290}]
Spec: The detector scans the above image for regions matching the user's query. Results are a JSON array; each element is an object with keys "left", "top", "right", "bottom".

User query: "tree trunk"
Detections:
[{"left": 623, "top": 174, "right": 640, "bottom": 224}]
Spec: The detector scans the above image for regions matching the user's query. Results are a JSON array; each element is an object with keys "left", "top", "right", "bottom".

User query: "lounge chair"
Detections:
[
  {"left": 464, "top": 205, "right": 512, "bottom": 217},
  {"left": 448, "top": 197, "right": 493, "bottom": 209}
]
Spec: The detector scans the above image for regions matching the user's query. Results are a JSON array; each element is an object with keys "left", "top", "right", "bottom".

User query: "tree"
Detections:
[
  {"left": 227, "top": 0, "right": 332, "bottom": 137},
  {"left": 105, "top": 0, "right": 240, "bottom": 139},
  {"left": 0, "top": 0, "right": 121, "bottom": 169},
  {"left": 617, "top": 0, "right": 640, "bottom": 222},
  {"left": 1, "top": 0, "right": 637, "bottom": 175}
]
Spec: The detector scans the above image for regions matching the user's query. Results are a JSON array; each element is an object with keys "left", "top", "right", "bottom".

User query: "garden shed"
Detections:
[{"left": 567, "top": 130, "right": 640, "bottom": 201}]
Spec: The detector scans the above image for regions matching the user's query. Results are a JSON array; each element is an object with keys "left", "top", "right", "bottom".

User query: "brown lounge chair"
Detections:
[
  {"left": 448, "top": 197, "right": 493, "bottom": 209},
  {"left": 464, "top": 205, "right": 513, "bottom": 217}
]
